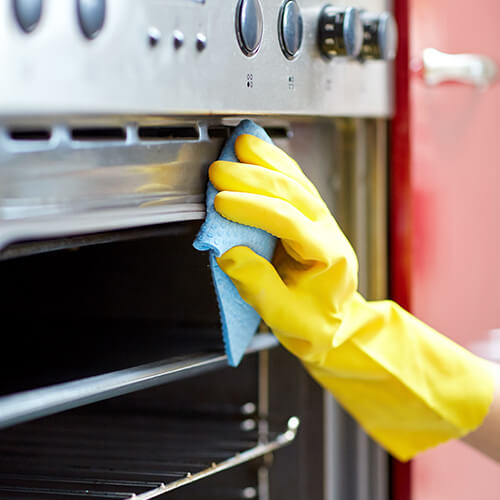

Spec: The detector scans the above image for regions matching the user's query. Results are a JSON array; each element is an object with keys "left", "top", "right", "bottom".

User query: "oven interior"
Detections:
[{"left": 0, "top": 117, "right": 389, "bottom": 500}]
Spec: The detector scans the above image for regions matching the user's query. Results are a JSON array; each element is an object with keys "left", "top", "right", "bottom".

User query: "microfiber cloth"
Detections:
[{"left": 193, "top": 120, "right": 277, "bottom": 367}]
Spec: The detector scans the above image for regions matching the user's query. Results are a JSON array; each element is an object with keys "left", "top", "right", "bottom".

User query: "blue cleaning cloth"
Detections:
[{"left": 193, "top": 120, "right": 277, "bottom": 366}]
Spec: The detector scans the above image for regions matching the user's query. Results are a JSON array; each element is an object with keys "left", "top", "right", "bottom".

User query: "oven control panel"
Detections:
[{"left": 0, "top": 0, "right": 396, "bottom": 118}]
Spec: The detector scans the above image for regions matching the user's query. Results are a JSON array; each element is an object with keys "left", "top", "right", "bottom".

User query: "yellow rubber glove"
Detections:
[{"left": 209, "top": 134, "right": 495, "bottom": 461}]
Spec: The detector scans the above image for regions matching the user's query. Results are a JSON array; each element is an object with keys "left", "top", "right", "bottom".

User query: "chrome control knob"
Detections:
[
  {"left": 360, "top": 11, "right": 398, "bottom": 61},
  {"left": 317, "top": 5, "right": 363, "bottom": 58}
]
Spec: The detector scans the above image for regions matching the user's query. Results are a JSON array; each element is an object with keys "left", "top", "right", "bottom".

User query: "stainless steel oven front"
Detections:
[{"left": 0, "top": 1, "right": 395, "bottom": 499}]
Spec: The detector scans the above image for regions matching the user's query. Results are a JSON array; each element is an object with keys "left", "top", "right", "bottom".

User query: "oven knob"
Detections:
[
  {"left": 13, "top": 0, "right": 43, "bottom": 33},
  {"left": 317, "top": 5, "right": 363, "bottom": 58},
  {"left": 235, "top": 0, "right": 264, "bottom": 56},
  {"left": 77, "top": 0, "right": 106, "bottom": 40},
  {"left": 360, "top": 11, "right": 398, "bottom": 61},
  {"left": 278, "top": 0, "right": 303, "bottom": 59}
]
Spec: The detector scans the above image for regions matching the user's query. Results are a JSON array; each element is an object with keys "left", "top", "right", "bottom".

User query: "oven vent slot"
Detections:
[
  {"left": 8, "top": 128, "right": 52, "bottom": 141},
  {"left": 71, "top": 127, "right": 127, "bottom": 142},
  {"left": 207, "top": 126, "right": 233, "bottom": 139},
  {"left": 138, "top": 125, "right": 199, "bottom": 141},
  {"left": 263, "top": 126, "right": 293, "bottom": 139}
]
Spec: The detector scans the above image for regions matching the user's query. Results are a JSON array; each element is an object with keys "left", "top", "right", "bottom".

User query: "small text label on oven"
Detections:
[{"left": 246, "top": 74, "right": 254, "bottom": 88}]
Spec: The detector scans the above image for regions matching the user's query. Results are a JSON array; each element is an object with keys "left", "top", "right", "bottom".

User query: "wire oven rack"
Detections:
[{"left": 0, "top": 412, "right": 299, "bottom": 500}]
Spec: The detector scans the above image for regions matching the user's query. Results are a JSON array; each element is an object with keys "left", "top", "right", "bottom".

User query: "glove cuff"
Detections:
[{"left": 304, "top": 297, "right": 495, "bottom": 461}]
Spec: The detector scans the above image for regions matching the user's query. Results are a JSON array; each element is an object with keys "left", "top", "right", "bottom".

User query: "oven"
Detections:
[{"left": 0, "top": 1, "right": 396, "bottom": 499}]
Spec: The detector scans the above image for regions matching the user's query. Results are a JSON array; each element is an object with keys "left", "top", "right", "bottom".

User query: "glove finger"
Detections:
[
  {"left": 214, "top": 191, "right": 325, "bottom": 263},
  {"left": 209, "top": 160, "right": 326, "bottom": 221},
  {"left": 216, "top": 246, "right": 290, "bottom": 327},
  {"left": 218, "top": 246, "right": 336, "bottom": 362},
  {"left": 235, "top": 135, "right": 319, "bottom": 196}
]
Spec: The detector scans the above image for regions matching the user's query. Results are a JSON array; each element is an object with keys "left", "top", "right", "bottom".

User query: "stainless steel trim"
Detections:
[
  {"left": 0, "top": 333, "right": 279, "bottom": 430},
  {"left": 355, "top": 427, "right": 371, "bottom": 500},
  {"left": 131, "top": 416, "right": 300, "bottom": 500},
  {"left": 257, "top": 348, "right": 271, "bottom": 500},
  {"left": 0, "top": 203, "right": 205, "bottom": 251},
  {"left": 323, "top": 391, "right": 336, "bottom": 500},
  {"left": 0, "top": 0, "right": 394, "bottom": 117},
  {"left": 0, "top": 223, "right": 195, "bottom": 260},
  {"left": 0, "top": 119, "right": 224, "bottom": 249},
  {"left": 324, "top": 118, "right": 389, "bottom": 500}
]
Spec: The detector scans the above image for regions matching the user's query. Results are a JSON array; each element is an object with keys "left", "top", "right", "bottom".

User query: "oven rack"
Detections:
[
  {"left": 0, "top": 412, "right": 300, "bottom": 500},
  {"left": 0, "top": 333, "right": 278, "bottom": 431}
]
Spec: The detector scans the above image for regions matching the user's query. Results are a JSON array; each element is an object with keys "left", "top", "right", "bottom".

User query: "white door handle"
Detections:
[{"left": 421, "top": 48, "right": 498, "bottom": 88}]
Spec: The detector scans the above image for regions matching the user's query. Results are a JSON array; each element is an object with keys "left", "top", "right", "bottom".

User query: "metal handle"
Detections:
[{"left": 420, "top": 48, "right": 498, "bottom": 88}]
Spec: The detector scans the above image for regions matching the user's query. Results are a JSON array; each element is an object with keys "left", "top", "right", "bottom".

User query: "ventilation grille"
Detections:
[{"left": 2, "top": 123, "right": 292, "bottom": 151}]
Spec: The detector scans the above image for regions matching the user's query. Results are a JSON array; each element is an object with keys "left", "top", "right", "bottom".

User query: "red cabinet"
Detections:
[{"left": 392, "top": 1, "right": 500, "bottom": 498}]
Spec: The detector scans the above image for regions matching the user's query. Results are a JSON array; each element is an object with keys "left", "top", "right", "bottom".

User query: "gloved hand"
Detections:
[{"left": 209, "top": 134, "right": 495, "bottom": 461}]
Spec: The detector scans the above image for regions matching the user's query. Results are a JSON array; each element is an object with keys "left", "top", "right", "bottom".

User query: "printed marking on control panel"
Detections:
[
  {"left": 288, "top": 76, "right": 295, "bottom": 90},
  {"left": 246, "top": 73, "right": 254, "bottom": 88}
]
